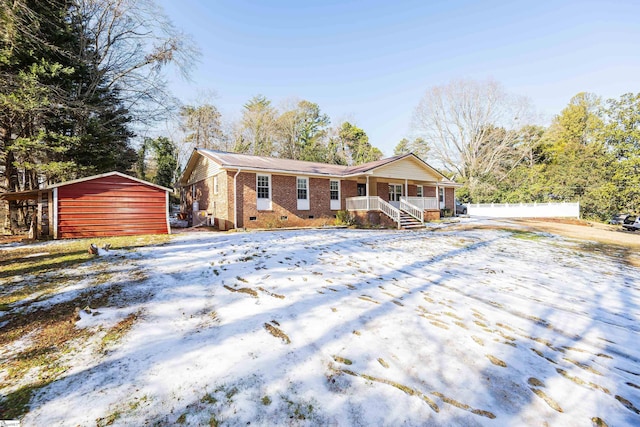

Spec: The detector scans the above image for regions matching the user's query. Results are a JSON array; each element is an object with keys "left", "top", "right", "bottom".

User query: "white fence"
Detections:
[{"left": 467, "top": 202, "right": 580, "bottom": 219}]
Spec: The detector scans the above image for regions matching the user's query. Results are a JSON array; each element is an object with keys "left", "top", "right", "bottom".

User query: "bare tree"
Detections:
[
  {"left": 412, "top": 79, "right": 535, "bottom": 185},
  {"left": 69, "top": 0, "right": 199, "bottom": 122}
]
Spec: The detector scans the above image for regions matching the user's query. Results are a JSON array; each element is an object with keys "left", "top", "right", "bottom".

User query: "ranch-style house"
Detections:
[{"left": 178, "top": 149, "right": 460, "bottom": 230}]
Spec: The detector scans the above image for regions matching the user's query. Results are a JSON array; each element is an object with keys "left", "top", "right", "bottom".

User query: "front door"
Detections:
[{"left": 389, "top": 184, "right": 402, "bottom": 208}]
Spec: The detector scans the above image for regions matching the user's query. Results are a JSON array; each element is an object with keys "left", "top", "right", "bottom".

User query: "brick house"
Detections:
[{"left": 178, "top": 149, "right": 460, "bottom": 230}]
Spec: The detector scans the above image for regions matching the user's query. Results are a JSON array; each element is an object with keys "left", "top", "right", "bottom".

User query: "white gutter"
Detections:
[
  {"left": 233, "top": 168, "right": 242, "bottom": 229},
  {"left": 165, "top": 191, "right": 171, "bottom": 234}
]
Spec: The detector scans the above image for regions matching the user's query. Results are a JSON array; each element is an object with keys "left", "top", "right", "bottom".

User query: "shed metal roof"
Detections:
[{"left": 0, "top": 171, "right": 172, "bottom": 200}]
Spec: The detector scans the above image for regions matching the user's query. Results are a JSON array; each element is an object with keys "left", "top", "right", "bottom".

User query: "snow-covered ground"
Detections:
[{"left": 9, "top": 220, "right": 640, "bottom": 425}]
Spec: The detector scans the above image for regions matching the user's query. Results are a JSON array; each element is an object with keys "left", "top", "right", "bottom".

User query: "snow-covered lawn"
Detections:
[{"left": 2, "top": 220, "right": 640, "bottom": 426}]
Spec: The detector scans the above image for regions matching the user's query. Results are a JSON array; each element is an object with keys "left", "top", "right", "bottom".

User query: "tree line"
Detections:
[
  {"left": 175, "top": 95, "right": 383, "bottom": 174},
  {"left": 406, "top": 79, "right": 639, "bottom": 220}
]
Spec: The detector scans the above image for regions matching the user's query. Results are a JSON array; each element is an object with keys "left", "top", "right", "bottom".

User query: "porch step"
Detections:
[{"left": 399, "top": 212, "right": 425, "bottom": 230}]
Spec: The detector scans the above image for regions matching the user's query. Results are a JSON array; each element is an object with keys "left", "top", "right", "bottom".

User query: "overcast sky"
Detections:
[{"left": 157, "top": 0, "right": 640, "bottom": 156}]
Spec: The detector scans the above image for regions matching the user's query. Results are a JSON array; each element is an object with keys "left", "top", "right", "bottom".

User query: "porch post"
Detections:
[
  {"left": 53, "top": 188, "right": 58, "bottom": 239},
  {"left": 37, "top": 190, "right": 42, "bottom": 239},
  {"left": 404, "top": 179, "right": 408, "bottom": 199},
  {"left": 365, "top": 176, "right": 369, "bottom": 210},
  {"left": 435, "top": 184, "right": 440, "bottom": 209}
]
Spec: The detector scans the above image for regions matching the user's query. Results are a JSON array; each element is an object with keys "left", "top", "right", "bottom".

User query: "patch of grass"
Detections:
[
  {"left": 510, "top": 230, "right": 545, "bottom": 241},
  {"left": 223, "top": 285, "right": 258, "bottom": 298},
  {"left": 338, "top": 369, "right": 439, "bottom": 413},
  {"left": 225, "top": 387, "right": 238, "bottom": 400},
  {"left": 0, "top": 381, "right": 52, "bottom": 419},
  {"left": 377, "top": 358, "right": 389, "bottom": 368},
  {"left": 99, "top": 312, "right": 140, "bottom": 353},
  {"left": 201, "top": 393, "right": 217, "bottom": 404},
  {"left": 264, "top": 323, "right": 291, "bottom": 344},
  {"left": 0, "top": 235, "right": 166, "bottom": 420},
  {"left": 615, "top": 395, "right": 640, "bottom": 414},
  {"left": 96, "top": 410, "right": 122, "bottom": 427},
  {"left": 530, "top": 388, "right": 563, "bottom": 412},
  {"left": 591, "top": 417, "right": 609, "bottom": 427},
  {"left": 556, "top": 368, "right": 609, "bottom": 394},
  {"left": 332, "top": 356, "right": 353, "bottom": 365},
  {"left": 0, "top": 234, "right": 170, "bottom": 283},
  {"left": 176, "top": 413, "right": 187, "bottom": 424},
  {"left": 486, "top": 354, "right": 507, "bottom": 367},
  {"left": 128, "top": 395, "right": 148, "bottom": 411},
  {"left": 282, "top": 397, "right": 315, "bottom": 421},
  {"left": 358, "top": 295, "right": 380, "bottom": 305},
  {"left": 562, "top": 358, "right": 602, "bottom": 376},
  {"left": 261, "top": 395, "right": 272, "bottom": 405},
  {"left": 443, "top": 311, "right": 463, "bottom": 320},
  {"left": 527, "top": 377, "right": 545, "bottom": 387},
  {"left": 577, "top": 241, "right": 640, "bottom": 268},
  {"left": 257, "top": 286, "right": 285, "bottom": 299}
]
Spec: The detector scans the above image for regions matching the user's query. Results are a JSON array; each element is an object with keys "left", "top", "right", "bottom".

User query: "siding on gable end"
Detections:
[
  {"left": 371, "top": 157, "right": 441, "bottom": 182},
  {"left": 186, "top": 155, "right": 221, "bottom": 185}
]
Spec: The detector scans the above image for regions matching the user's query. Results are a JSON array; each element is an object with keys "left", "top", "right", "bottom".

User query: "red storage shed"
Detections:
[{"left": 1, "top": 172, "right": 172, "bottom": 239}]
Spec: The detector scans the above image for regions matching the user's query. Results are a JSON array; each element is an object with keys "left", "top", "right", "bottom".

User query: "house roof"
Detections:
[
  {"left": 192, "top": 149, "right": 456, "bottom": 184},
  {"left": 198, "top": 149, "right": 349, "bottom": 176},
  {"left": 0, "top": 171, "right": 172, "bottom": 200}
]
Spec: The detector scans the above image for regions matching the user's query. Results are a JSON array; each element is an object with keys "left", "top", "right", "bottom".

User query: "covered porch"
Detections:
[{"left": 344, "top": 176, "right": 457, "bottom": 229}]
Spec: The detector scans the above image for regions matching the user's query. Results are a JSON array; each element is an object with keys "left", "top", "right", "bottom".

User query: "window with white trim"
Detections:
[
  {"left": 257, "top": 174, "right": 271, "bottom": 211},
  {"left": 257, "top": 175, "right": 270, "bottom": 199},
  {"left": 330, "top": 179, "right": 340, "bottom": 210},
  {"left": 297, "top": 177, "right": 308, "bottom": 200},
  {"left": 330, "top": 180, "right": 339, "bottom": 200},
  {"left": 213, "top": 176, "right": 219, "bottom": 194},
  {"left": 416, "top": 185, "right": 423, "bottom": 197},
  {"left": 389, "top": 184, "right": 402, "bottom": 202}
]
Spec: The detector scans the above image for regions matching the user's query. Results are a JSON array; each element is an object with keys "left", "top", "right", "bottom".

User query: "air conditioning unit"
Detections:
[{"left": 193, "top": 210, "right": 209, "bottom": 227}]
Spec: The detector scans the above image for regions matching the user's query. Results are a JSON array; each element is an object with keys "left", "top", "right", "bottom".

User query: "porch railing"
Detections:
[
  {"left": 378, "top": 198, "right": 400, "bottom": 228},
  {"left": 399, "top": 198, "right": 424, "bottom": 223},
  {"left": 403, "top": 196, "right": 438, "bottom": 210},
  {"left": 346, "top": 196, "right": 401, "bottom": 228},
  {"left": 345, "top": 196, "right": 379, "bottom": 211}
]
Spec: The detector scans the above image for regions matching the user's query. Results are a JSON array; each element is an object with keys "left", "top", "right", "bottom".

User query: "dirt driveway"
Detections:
[{"left": 507, "top": 218, "right": 640, "bottom": 249}]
